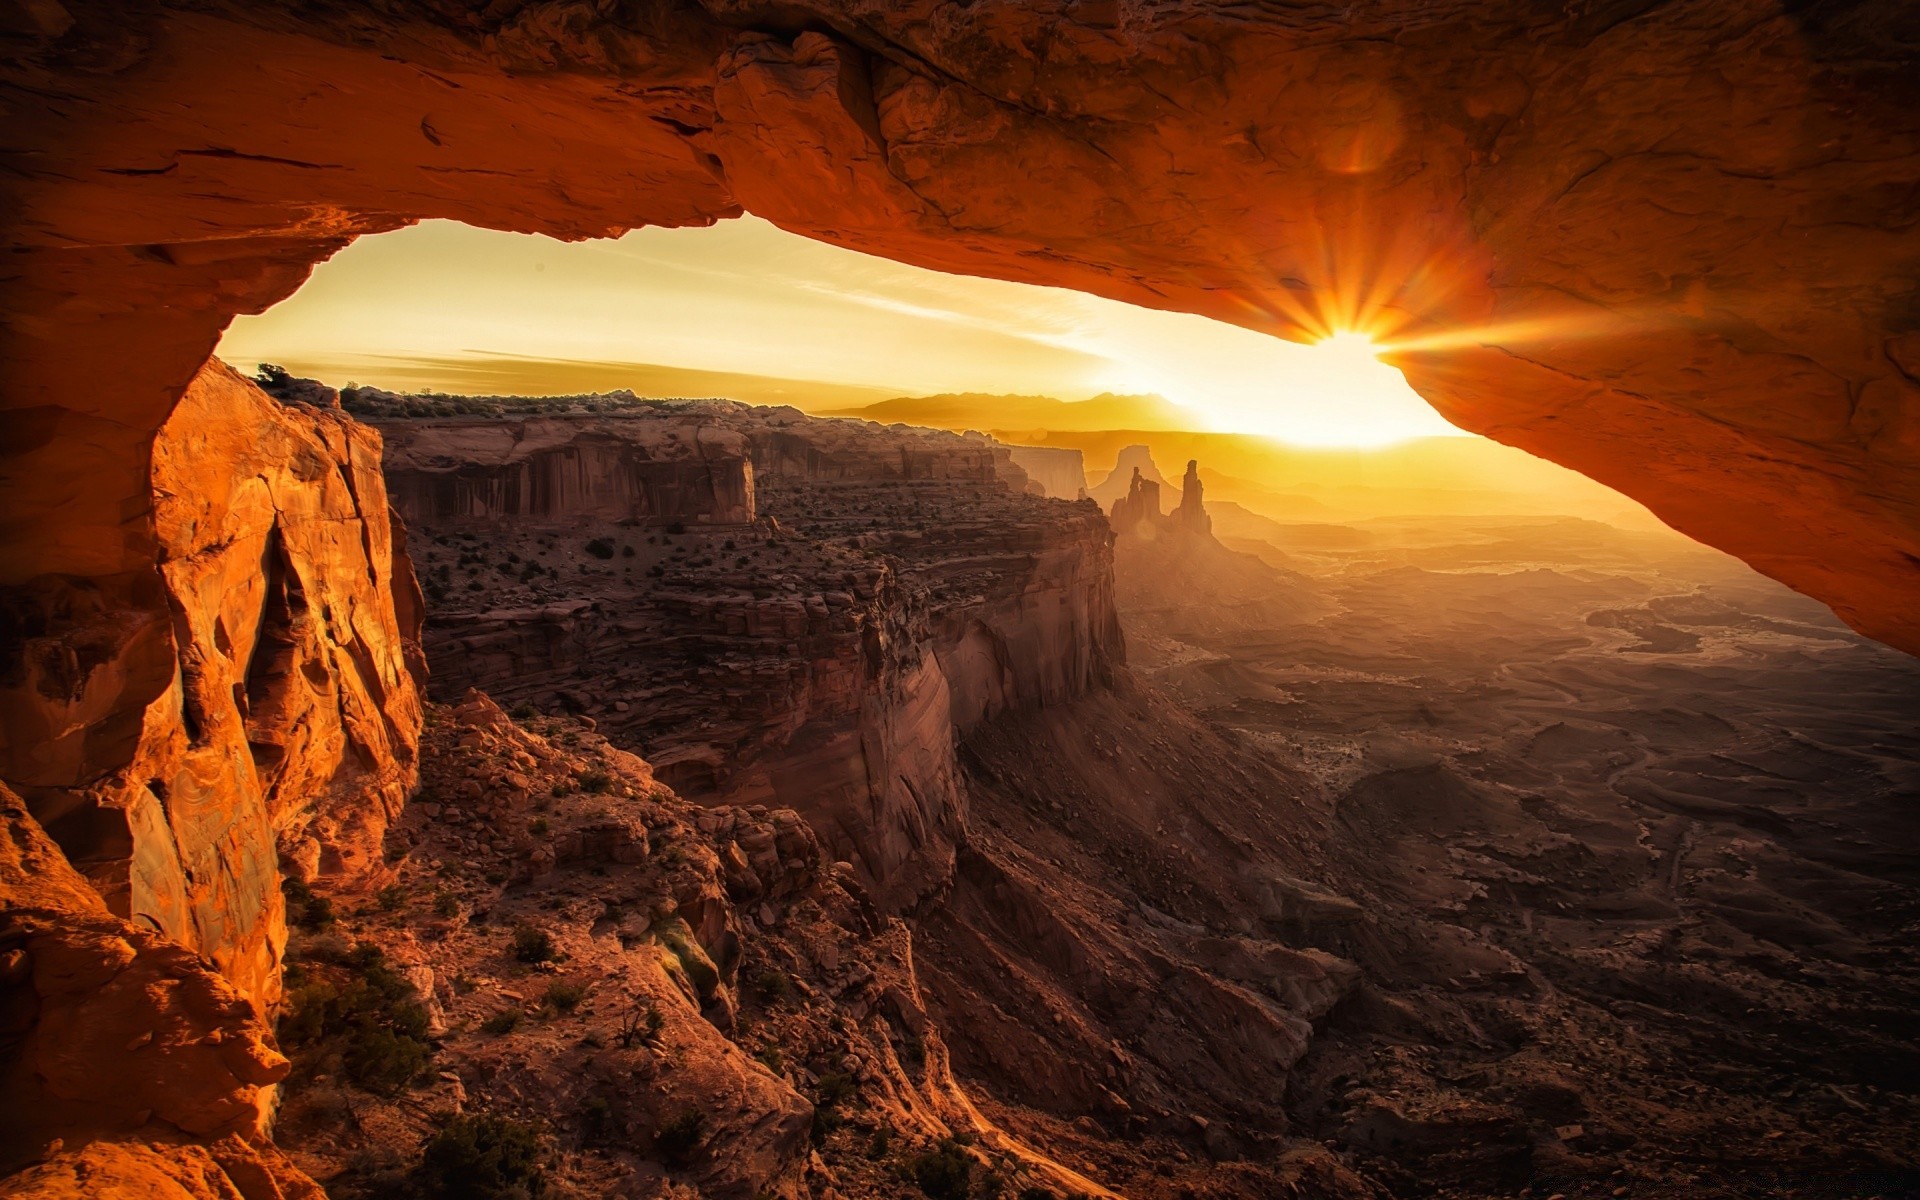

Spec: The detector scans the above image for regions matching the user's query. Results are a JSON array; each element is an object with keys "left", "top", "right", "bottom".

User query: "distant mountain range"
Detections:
[{"left": 826, "top": 391, "right": 1201, "bottom": 432}]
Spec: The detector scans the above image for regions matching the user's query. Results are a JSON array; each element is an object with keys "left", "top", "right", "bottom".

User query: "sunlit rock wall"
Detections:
[
  {"left": 0, "top": 361, "right": 421, "bottom": 1006},
  {"left": 379, "top": 414, "right": 757, "bottom": 527}
]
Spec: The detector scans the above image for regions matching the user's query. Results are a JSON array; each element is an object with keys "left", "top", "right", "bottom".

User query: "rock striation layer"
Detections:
[
  {"left": 2, "top": 2, "right": 1917, "bottom": 657},
  {"left": 375, "top": 397, "right": 1121, "bottom": 909}
]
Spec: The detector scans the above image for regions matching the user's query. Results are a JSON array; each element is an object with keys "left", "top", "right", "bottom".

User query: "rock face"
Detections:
[
  {"left": 3, "top": 2, "right": 1918, "bottom": 657},
  {"left": 380, "top": 413, "right": 755, "bottom": 527},
  {"left": 1107, "top": 468, "right": 1165, "bottom": 536},
  {"left": 377, "top": 397, "right": 1120, "bottom": 909},
  {"left": 1, "top": 361, "right": 421, "bottom": 1007},
  {"left": 0, "top": 785, "right": 322, "bottom": 1197},
  {"left": 1089, "top": 445, "right": 1176, "bottom": 512},
  {"left": 1005, "top": 445, "right": 1088, "bottom": 500}
]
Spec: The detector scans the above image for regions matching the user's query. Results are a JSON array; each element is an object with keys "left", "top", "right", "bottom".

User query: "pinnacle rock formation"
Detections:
[
  {"left": 1108, "top": 467, "right": 1165, "bottom": 536},
  {"left": 1175, "top": 460, "right": 1212, "bottom": 538},
  {"left": 3, "top": 2, "right": 1917, "bottom": 655}
]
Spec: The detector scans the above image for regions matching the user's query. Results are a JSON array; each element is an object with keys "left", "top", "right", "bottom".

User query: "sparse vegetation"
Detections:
[
  {"left": 617, "top": 1002, "right": 665, "bottom": 1049},
  {"left": 278, "top": 943, "right": 431, "bottom": 1095},
  {"left": 511, "top": 925, "right": 556, "bottom": 964},
  {"left": 909, "top": 1138, "right": 975, "bottom": 1200},
  {"left": 576, "top": 770, "right": 613, "bottom": 794},
  {"left": 481, "top": 1009, "right": 523, "bottom": 1036},
  {"left": 585, "top": 537, "right": 615, "bottom": 560},
  {"left": 751, "top": 968, "right": 791, "bottom": 1003},
  {"left": 284, "top": 876, "right": 334, "bottom": 930},
  {"left": 542, "top": 981, "right": 586, "bottom": 1014},
  {"left": 420, "top": 1113, "right": 546, "bottom": 1199},
  {"left": 654, "top": 1107, "right": 707, "bottom": 1165}
]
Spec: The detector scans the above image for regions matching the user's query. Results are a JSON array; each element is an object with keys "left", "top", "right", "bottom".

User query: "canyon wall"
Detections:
[
  {"left": 0, "top": 361, "right": 420, "bottom": 1007},
  {"left": 380, "top": 413, "right": 755, "bottom": 526},
  {"left": 1006, "top": 446, "right": 1089, "bottom": 500},
  {"left": 375, "top": 399, "right": 1118, "bottom": 909}
]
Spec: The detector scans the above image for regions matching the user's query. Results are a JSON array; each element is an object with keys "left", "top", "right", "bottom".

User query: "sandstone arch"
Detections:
[{"left": 3, "top": 1, "right": 1916, "bottom": 731}]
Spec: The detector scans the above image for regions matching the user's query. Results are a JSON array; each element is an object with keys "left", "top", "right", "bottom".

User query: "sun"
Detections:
[{"left": 1317, "top": 330, "right": 1383, "bottom": 360}]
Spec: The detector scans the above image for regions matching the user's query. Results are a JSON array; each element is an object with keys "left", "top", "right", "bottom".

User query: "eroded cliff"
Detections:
[
  {"left": 0, "top": 362, "right": 421, "bottom": 1008},
  {"left": 375, "top": 397, "right": 1120, "bottom": 910}
]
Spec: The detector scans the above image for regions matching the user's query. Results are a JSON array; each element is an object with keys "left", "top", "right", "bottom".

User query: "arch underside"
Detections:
[{"left": 2, "top": 0, "right": 1916, "bottom": 698}]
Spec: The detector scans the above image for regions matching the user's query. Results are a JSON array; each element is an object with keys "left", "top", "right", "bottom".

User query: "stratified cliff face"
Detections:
[
  {"left": 376, "top": 399, "right": 1117, "bottom": 909},
  {"left": 1006, "top": 446, "right": 1088, "bottom": 500},
  {"left": 0, "top": 361, "right": 421, "bottom": 1007},
  {"left": 381, "top": 413, "right": 755, "bottom": 526}
]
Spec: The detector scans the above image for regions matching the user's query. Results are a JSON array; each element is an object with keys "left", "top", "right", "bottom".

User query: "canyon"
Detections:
[
  {"left": 3, "top": 5, "right": 1919, "bottom": 1195},
  {"left": 8, "top": 369, "right": 1914, "bottom": 1199}
]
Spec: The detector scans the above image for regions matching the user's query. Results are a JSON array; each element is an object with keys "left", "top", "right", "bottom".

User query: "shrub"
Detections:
[
  {"left": 529, "top": 817, "right": 549, "bottom": 837},
  {"left": 376, "top": 884, "right": 406, "bottom": 912},
  {"left": 511, "top": 925, "right": 555, "bottom": 964},
  {"left": 751, "top": 969, "right": 791, "bottom": 1003},
  {"left": 585, "top": 538, "right": 615, "bottom": 560},
  {"left": 577, "top": 770, "right": 613, "bottom": 795},
  {"left": 816, "top": 1071, "right": 856, "bottom": 1107},
  {"left": 579, "top": 1095, "right": 614, "bottom": 1146},
  {"left": 754, "top": 1044, "right": 784, "bottom": 1073},
  {"left": 909, "top": 1139, "right": 974, "bottom": 1200},
  {"left": 278, "top": 943, "right": 432, "bottom": 1095},
  {"left": 1019, "top": 1189, "right": 1060, "bottom": 1200},
  {"left": 481, "top": 1010, "right": 523, "bottom": 1036},
  {"left": 284, "top": 877, "right": 335, "bottom": 930},
  {"left": 510, "top": 702, "right": 537, "bottom": 720},
  {"left": 434, "top": 892, "right": 460, "bottom": 918},
  {"left": 654, "top": 1107, "right": 706, "bottom": 1165},
  {"left": 543, "top": 981, "right": 586, "bottom": 1014},
  {"left": 421, "top": 1113, "right": 545, "bottom": 1200},
  {"left": 617, "top": 1002, "right": 664, "bottom": 1049},
  {"left": 621, "top": 544, "right": 636, "bottom": 557}
]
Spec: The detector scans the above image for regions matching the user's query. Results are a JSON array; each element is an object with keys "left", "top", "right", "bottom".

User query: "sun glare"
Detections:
[{"left": 219, "top": 218, "right": 1469, "bottom": 449}]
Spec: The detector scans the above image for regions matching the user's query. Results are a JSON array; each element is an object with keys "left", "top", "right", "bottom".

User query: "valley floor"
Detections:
[{"left": 1121, "top": 511, "right": 1920, "bottom": 1197}]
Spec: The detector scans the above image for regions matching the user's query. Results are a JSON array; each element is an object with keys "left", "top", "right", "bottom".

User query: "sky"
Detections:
[{"left": 219, "top": 217, "right": 1467, "bottom": 448}]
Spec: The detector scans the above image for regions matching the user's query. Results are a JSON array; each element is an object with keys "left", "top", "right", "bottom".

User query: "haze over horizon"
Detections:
[{"left": 219, "top": 216, "right": 1467, "bottom": 449}]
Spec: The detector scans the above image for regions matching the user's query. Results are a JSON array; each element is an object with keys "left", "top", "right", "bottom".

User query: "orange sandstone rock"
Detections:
[{"left": 0, "top": 3, "right": 1913, "bottom": 656}]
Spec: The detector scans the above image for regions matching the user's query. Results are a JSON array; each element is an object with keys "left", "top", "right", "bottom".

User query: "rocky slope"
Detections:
[
  {"left": 267, "top": 692, "right": 1359, "bottom": 1200},
  {"left": 372, "top": 398, "right": 1121, "bottom": 911}
]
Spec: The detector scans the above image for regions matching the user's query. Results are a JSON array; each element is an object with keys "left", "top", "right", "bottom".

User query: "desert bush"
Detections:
[
  {"left": 481, "top": 1009, "right": 522, "bottom": 1035},
  {"left": 577, "top": 770, "right": 613, "bottom": 794},
  {"left": 751, "top": 969, "right": 791, "bottom": 1003},
  {"left": 585, "top": 538, "right": 615, "bottom": 559},
  {"left": 279, "top": 944, "right": 431, "bottom": 1094},
  {"left": 909, "top": 1139, "right": 974, "bottom": 1200},
  {"left": 617, "top": 1002, "right": 665, "bottom": 1049},
  {"left": 421, "top": 1113, "right": 546, "bottom": 1199},
  {"left": 511, "top": 925, "right": 556, "bottom": 963},
  {"left": 654, "top": 1107, "right": 707, "bottom": 1166},
  {"left": 543, "top": 981, "right": 586, "bottom": 1014}
]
